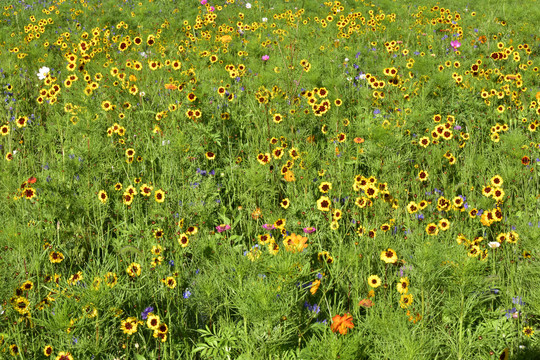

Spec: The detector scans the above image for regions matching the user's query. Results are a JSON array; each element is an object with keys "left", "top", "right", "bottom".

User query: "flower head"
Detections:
[{"left": 331, "top": 313, "right": 354, "bottom": 335}]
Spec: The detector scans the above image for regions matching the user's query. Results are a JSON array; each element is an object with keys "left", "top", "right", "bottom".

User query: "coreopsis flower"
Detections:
[
  {"left": 523, "top": 326, "right": 535, "bottom": 337},
  {"left": 55, "top": 352, "right": 74, "bottom": 360},
  {"left": 154, "top": 189, "right": 165, "bottom": 203},
  {"left": 319, "top": 182, "right": 332, "bottom": 193},
  {"left": 178, "top": 233, "right": 189, "bottom": 247},
  {"left": 400, "top": 294, "right": 414, "bottom": 308},
  {"left": 98, "top": 190, "right": 108, "bottom": 204},
  {"left": 380, "top": 248, "right": 397, "bottom": 264},
  {"left": 126, "top": 263, "right": 142, "bottom": 277},
  {"left": 397, "top": 277, "right": 409, "bottom": 294},
  {"left": 49, "top": 251, "right": 64, "bottom": 263},
  {"left": 43, "top": 345, "right": 53, "bottom": 357},
  {"left": 367, "top": 275, "right": 381, "bottom": 288},
  {"left": 331, "top": 313, "right": 354, "bottom": 335},
  {"left": 317, "top": 196, "right": 331, "bottom": 211},
  {"left": 161, "top": 276, "right": 177, "bottom": 289},
  {"left": 120, "top": 317, "right": 140, "bottom": 336}
]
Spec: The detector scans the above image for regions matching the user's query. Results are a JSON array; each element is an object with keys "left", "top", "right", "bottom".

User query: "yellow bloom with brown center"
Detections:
[{"left": 380, "top": 248, "right": 397, "bottom": 264}]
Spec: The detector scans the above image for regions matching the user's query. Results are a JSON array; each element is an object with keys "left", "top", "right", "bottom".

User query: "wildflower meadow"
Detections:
[{"left": 0, "top": 0, "right": 539, "bottom": 359}]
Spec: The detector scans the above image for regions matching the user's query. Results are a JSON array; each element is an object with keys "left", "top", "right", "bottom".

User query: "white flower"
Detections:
[
  {"left": 139, "top": 91, "right": 146, "bottom": 97},
  {"left": 13, "top": 150, "right": 18, "bottom": 155},
  {"left": 37, "top": 66, "right": 50, "bottom": 80},
  {"left": 246, "top": 2, "right": 251, "bottom": 8},
  {"left": 344, "top": 58, "right": 349, "bottom": 62},
  {"left": 346, "top": 77, "right": 352, "bottom": 82},
  {"left": 262, "top": 17, "right": 268, "bottom": 22},
  {"left": 488, "top": 242, "right": 501, "bottom": 249},
  {"left": 358, "top": 74, "right": 366, "bottom": 80}
]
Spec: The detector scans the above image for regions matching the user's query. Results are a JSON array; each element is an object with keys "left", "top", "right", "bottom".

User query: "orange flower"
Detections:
[
  {"left": 283, "top": 233, "right": 308, "bottom": 253},
  {"left": 358, "top": 299, "right": 373, "bottom": 308},
  {"left": 310, "top": 279, "right": 321, "bottom": 295},
  {"left": 354, "top": 137, "right": 365, "bottom": 144},
  {"left": 164, "top": 83, "right": 177, "bottom": 90},
  {"left": 284, "top": 169, "right": 296, "bottom": 182},
  {"left": 331, "top": 313, "right": 354, "bottom": 335}
]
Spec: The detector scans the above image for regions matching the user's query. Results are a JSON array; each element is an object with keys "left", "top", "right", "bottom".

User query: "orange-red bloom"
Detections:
[{"left": 331, "top": 313, "right": 354, "bottom": 335}]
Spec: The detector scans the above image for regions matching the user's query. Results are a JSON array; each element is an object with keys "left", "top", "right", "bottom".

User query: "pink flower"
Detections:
[
  {"left": 262, "top": 55, "right": 269, "bottom": 61},
  {"left": 200, "top": 0, "right": 207, "bottom": 4},
  {"left": 450, "top": 40, "right": 461, "bottom": 50},
  {"left": 262, "top": 224, "right": 275, "bottom": 230},
  {"left": 209, "top": 6, "right": 215, "bottom": 12},
  {"left": 303, "top": 227, "right": 316, "bottom": 234},
  {"left": 216, "top": 224, "right": 231, "bottom": 233}
]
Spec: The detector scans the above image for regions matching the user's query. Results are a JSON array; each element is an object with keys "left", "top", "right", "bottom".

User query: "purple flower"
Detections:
[
  {"left": 141, "top": 306, "right": 154, "bottom": 320},
  {"left": 262, "top": 55, "right": 269, "bottom": 61},
  {"left": 262, "top": 224, "right": 275, "bottom": 230}
]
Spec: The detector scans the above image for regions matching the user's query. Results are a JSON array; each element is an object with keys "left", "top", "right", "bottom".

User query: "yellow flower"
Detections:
[
  {"left": 98, "top": 190, "right": 108, "bottom": 204},
  {"left": 367, "top": 275, "right": 381, "bottom": 288},
  {"left": 380, "top": 248, "right": 397, "bottom": 264},
  {"left": 154, "top": 189, "right": 165, "bottom": 203},
  {"left": 126, "top": 263, "right": 142, "bottom": 277},
  {"left": 400, "top": 294, "right": 413, "bottom": 309},
  {"left": 120, "top": 317, "right": 139, "bottom": 336},
  {"left": 397, "top": 277, "right": 409, "bottom": 294}
]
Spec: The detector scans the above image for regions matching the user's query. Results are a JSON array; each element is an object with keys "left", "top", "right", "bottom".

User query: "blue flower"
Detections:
[{"left": 183, "top": 289, "right": 192, "bottom": 299}]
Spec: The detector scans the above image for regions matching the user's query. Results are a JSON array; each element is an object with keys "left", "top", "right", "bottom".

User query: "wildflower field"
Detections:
[{"left": 0, "top": 0, "right": 539, "bottom": 358}]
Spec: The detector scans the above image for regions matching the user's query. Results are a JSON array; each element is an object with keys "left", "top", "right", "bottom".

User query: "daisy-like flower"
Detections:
[
  {"left": 317, "top": 196, "right": 331, "bottom": 211},
  {"left": 161, "top": 276, "right": 177, "bottom": 289},
  {"left": 49, "top": 251, "right": 64, "bottom": 264},
  {"left": 55, "top": 352, "right": 74, "bottom": 360},
  {"left": 380, "top": 248, "right": 398, "bottom": 264},
  {"left": 367, "top": 275, "right": 381, "bottom": 288},
  {"left": 319, "top": 181, "right": 332, "bottom": 193},
  {"left": 140, "top": 184, "right": 153, "bottom": 196},
  {"left": 120, "top": 317, "right": 140, "bottom": 336},
  {"left": 331, "top": 313, "right": 354, "bottom": 335},
  {"left": 303, "top": 227, "right": 316, "bottom": 234},
  {"left": 147, "top": 313, "right": 160, "bottom": 330},
  {"left": 438, "top": 219, "right": 450, "bottom": 231},
  {"left": 397, "top": 277, "right": 409, "bottom": 294},
  {"left": 178, "top": 233, "right": 189, "bottom": 247},
  {"left": 523, "top": 326, "right": 535, "bottom": 337},
  {"left": 215, "top": 224, "right": 230, "bottom": 233},
  {"left": 425, "top": 223, "right": 439, "bottom": 235},
  {"left": 98, "top": 190, "right": 108, "bottom": 204},
  {"left": 0, "top": 124, "right": 9, "bottom": 136},
  {"left": 154, "top": 189, "right": 165, "bottom": 203},
  {"left": 418, "top": 170, "right": 429, "bottom": 182},
  {"left": 37, "top": 66, "right": 50, "bottom": 80},
  {"left": 43, "top": 345, "right": 53, "bottom": 357},
  {"left": 123, "top": 191, "right": 134, "bottom": 205},
  {"left": 205, "top": 151, "right": 216, "bottom": 160},
  {"left": 280, "top": 198, "right": 290, "bottom": 209},
  {"left": 400, "top": 294, "right": 414, "bottom": 308},
  {"left": 126, "top": 263, "right": 142, "bottom": 277}
]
